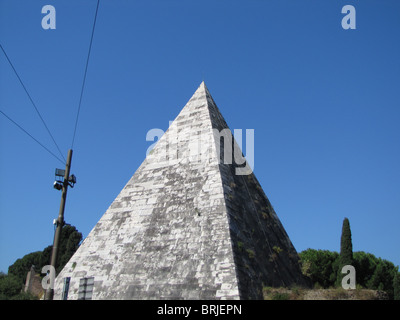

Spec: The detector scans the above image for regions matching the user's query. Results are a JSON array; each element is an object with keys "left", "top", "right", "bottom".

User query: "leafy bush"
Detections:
[
  {"left": 299, "top": 249, "right": 339, "bottom": 288},
  {"left": 299, "top": 249, "right": 400, "bottom": 299},
  {"left": 0, "top": 273, "right": 22, "bottom": 299}
]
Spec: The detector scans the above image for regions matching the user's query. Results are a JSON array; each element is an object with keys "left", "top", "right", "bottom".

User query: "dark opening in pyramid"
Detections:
[{"left": 54, "top": 82, "right": 309, "bottom": 300}]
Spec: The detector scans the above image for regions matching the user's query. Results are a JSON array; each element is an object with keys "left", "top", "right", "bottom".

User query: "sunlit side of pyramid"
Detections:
[{"left": 53, "top": 82, "right": 309, "bottom": 300}]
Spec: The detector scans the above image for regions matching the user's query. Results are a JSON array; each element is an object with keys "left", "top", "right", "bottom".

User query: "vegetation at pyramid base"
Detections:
[
  {"left": 299, "top": 248, "right": 400, "bottom": 300},
  {"left": 1, "top": 224, "right": 399, "bottom": 300},
  {"left": 0, "top": 225, "right": 82, "bottom": 300},
  {"left": 394, "top": 272, "right": 400, "bottom": 300}
]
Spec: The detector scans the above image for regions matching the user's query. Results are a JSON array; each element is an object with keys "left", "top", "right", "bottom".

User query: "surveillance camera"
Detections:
[
  {"left": 53, "top": 181, "right": 62, "bottom": 190},
  {"left": 68, "top": 174, "right": 76, "bottom": 184}
]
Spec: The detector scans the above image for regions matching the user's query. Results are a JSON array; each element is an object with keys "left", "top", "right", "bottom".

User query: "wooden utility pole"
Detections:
[{"left": 45, "top": 149, "right": 73, "bottom": 300}]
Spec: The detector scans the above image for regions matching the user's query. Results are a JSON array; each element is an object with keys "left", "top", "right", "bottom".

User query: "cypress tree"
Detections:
[
  {"left": 337, "top": 217, "right": 354, "bottom": 286},
  {"left": 340, "top": 217, "right": 353, "bottom": 266}
]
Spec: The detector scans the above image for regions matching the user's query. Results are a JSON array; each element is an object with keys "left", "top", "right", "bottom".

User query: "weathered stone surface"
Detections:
[{"left": 53, "top": 82, "right": 308, "bottom": 300}]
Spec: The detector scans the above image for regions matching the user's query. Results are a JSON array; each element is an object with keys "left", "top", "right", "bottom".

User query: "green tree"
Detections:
[
  {"left": 339, "top": 218, "right": 353, "bottom": 266},
  {"left": 0, "top": 273, "right": 22, "bottom": 300},
  {"left": 8, "top": 251, "right": 42, "bottom": 284},
  {"left": 393, "top": 272, "right": 400, "bottom": 300},
  {"left": 56, "top": 225, "right": 82, "bottom": 273},
  {"left": 300, "top": 249, "right": 399, "bottom": 299},
  {"left": 39, "top": 245, "right": 52, "bottom": 269},
  {"left": 299, "top": 249, "right": 339, "bottom": 288},
  {"left": 367, "top": 259, "right": 397, "bottom": 299},
  {"left": 353, "top": 251, "right": 379, "bottom": 287},
  {"left": 336, "top": 217, "right": 353, "bottom": 286},
  {"left": 4, "top": 224, "right": 82, "bottom": 299}
]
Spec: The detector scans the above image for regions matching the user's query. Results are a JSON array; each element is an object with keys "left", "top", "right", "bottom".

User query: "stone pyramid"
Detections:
[{"left": 54, "top": 82, "right": 309, "bottom": 300}]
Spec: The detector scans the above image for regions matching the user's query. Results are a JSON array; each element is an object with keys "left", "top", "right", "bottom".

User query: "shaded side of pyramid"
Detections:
[
  {"left": 202, "top": 85, "right": 310, "bottom": 298},
  {"left": 53, "top": 82, "right": 308, "bottom": 300}
]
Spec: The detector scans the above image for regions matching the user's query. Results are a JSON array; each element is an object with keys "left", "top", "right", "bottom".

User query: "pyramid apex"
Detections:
[
  {"left": 190, "top": 81, "right": 209, "bottom": 99},
  {"left": 195, "top": 81, "right": 211, "bottom": 98},
  {"left": 199, "top": 80, "right": 206, "bottom": 90}
]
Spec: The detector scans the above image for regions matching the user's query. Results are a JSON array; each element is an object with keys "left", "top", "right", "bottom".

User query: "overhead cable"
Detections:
[
  {"left": 71, "top": 0, "right": 100, "bottom": 149},
  {"left": 0, "top": 43, "right": 66, "bottom": 163},
  {"left": 0, "top": 108, "right": 65, "bottom": 165}
]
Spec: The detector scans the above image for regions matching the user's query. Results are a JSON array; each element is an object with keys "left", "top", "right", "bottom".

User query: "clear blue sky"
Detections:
[{"left": 0, "top": 0, "right": 399, "bottom": 274}]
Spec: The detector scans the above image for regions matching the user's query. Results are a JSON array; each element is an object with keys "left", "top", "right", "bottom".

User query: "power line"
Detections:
[
  {"left": 0, "top": 108, "right": 65, "bottom": 165},
  {"left": 0, "top": 43, "right": 66, "bottom": 163},
  {"left": 71, "top": 0, "right": 100, "bottom": 149}
]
